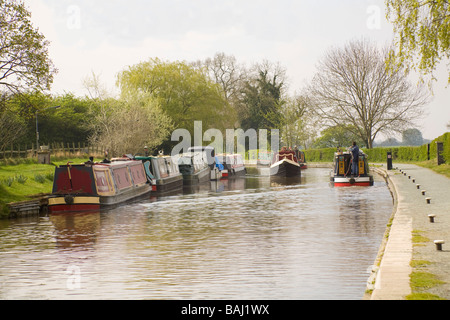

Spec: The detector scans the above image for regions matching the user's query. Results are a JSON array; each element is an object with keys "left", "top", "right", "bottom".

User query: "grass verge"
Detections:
[{"left": 0, "top": 157, "right": 100, "bottom": 218}]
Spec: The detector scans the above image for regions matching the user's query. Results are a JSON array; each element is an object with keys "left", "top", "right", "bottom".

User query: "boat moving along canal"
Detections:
[
  {"left": 330, "top": 150, "right": 374, "bottom": 187},
  {"left": 48, "top": 159, "right": 151, "bottom": 213},
  {"left": 270, "top": 149, "right": 301, "bottom": 178}
]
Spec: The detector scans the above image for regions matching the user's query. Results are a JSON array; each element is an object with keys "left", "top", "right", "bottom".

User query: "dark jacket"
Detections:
[{"left": 350, "top": 145, "right": 359, "bottom": 161}]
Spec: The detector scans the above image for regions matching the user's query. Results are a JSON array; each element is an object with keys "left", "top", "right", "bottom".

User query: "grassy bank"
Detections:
[
  {"left": 415, "top": 160, "right": 450, "bottom": 179},
  {"left": 0, "top": 157, "right": 100, "bottom": 218}
]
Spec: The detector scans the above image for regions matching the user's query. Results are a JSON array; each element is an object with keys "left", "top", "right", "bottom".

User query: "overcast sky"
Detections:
[{"left": 25, "top": 0, "right": 449, "bottom": 140}]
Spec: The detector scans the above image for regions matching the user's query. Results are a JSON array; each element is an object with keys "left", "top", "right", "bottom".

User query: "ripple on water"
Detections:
[{"left": 0, "top": 168, "right": 392, "bottom": 300}]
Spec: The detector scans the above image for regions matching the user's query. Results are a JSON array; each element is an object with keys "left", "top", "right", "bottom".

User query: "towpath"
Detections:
[{"left": 370, "top": 164, "right": 450, "bottom": 300}]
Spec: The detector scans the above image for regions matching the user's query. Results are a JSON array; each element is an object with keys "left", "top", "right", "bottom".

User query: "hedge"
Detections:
[{"left": 304, "top": 132, "right": 450, "bottom": 163}]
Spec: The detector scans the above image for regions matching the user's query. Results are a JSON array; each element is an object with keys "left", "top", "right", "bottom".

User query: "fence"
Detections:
[{"left": 0, "top": 142, "right": 104, "bottom": 160}]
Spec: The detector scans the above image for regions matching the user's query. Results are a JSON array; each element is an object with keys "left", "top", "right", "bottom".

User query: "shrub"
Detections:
[
  {"left": 34, "top": 174, "right": 46, "bottom": 184},
  {"left": 15, "top": 174, "right": 28, "bottom": 184}
]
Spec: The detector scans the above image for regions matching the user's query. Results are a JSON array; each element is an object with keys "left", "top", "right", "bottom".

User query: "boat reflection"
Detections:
[{"left": 50, "top": 212, "right": 101, "bottom": 249}]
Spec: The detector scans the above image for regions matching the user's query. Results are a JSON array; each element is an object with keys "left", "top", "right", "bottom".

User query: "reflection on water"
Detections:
[{"left": 0, "top": 168, "right": 392, "bottom": 300}]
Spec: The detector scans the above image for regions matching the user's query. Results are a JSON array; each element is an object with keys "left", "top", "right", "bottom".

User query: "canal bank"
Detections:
[{"left": 367, "top": 164, "right": 450, "bottom": 300}]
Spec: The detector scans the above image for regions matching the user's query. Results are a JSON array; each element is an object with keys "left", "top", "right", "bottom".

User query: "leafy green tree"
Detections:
[
  {"left": 0, "top": 93, "right": 25, "bottom": 151},
  {"left": 314, "top": 125, "right": 366, "bottom": 149},
  {"left": 117, "top": 58, "right": 230, "bottom": 139},
  {"left": 402, "top": 128, "right": 424, "bottom": 146},
  {"left": 2, "top": 91, "right": 51, "bottom": 148},
  {"left": 239, "top": 64, "right": 286, "bottom": 132},
  {"left": 0, "top": 0, "right": 57, "bottom": 93},
  {"left": 6, "top": 92, "right": 93, "bottom": 147},
  {"left": 386, "top": 0, "right": 450, "bottom": 83}
]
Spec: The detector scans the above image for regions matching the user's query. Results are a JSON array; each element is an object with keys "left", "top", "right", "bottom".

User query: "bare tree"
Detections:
[
  {"left": 198, "top": 52, "right": 246, "bottom": 104},
  {"left": 308, "top": 39, "right": 430, "bottom": 148},
  {"left": 88, "top": 95, "right": 173, "bottom": 157}
]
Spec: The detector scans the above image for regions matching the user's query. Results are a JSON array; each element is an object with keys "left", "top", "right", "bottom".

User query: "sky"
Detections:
[{"left": 25, "top": 0, "right": 449, "bottom": 141}]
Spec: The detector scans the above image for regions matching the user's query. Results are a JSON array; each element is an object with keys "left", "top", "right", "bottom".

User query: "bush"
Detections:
[
  {"left": 15, "top": 174, "right": 27, "bottom": 184},
  {"left": 1, "top": 177, "right": 15, "bottom": 187},
  {"left": 34, "top": 174, "right": 46, "bottom": 184},
  {"left": 304, "top": 132, "right": 449, "bottom": 163}
]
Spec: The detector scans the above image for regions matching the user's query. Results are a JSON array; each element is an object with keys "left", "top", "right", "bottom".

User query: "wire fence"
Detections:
[{"left": 0, "top": 142, "right": 104, "bottom": 160}]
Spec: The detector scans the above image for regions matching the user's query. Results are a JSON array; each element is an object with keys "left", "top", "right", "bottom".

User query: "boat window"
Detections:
[
  {"left": 158, "top": 158, "right": 169, "bottom": 178},
  {"left": 166, "top": 159, "right": 173, "bottom": 175}
]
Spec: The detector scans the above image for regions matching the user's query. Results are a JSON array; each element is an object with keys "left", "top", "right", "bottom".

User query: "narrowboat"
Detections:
[
  {"left": 187, "top": 146, "right": 223, "bottom": 180},
  {"left": 270, "top": 150, "right": 301, "bottom": 177},
  {"left": 330, "top": 151, "right": 374, "bottom": 187},
  {"left": 178, "top": 151, "right": 211, "bottom": 185},
  {"left": 216, "top": 154, "right": 246, "bottom": 179},
  {"left": 134, "top": 155, "right": 183, "bottom": 194},
  {"left": 48, "top": 159, "right": 151, "bottom": 213},
  {"left": 296, "top": 150, "right": 308, "bottom": 170}
]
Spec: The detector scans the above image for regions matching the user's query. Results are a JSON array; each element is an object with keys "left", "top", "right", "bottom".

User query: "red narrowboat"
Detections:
[
  {"left": 48, "top": 159, "right": 151, "bottom": 213},
  {"left": 270, "top": 150, "right": 301, "bottom": 177}
]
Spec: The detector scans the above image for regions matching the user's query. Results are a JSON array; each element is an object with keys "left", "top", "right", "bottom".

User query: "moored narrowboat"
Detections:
[
  {"left": 48, "top": 159, "right": 151, "bottom": 213},
  {"left": 187, "top": 146, "right": 223, "bottom": 180},
  {"left": 135, "top": 155, "right": 183, "bottom": 194},
  {"left": 216, "top": 154, "right": 246, "bottom": 179},
  {"left": 296, "top": 149, "right": 308, "bottom": 170},
  {"left": 330, "top": 151, "right": 374, "bottom": 187},
  {"left": 178, "top": 151, "right": 211, "bottom": 185},
  {"left": 270, "top": 150, "right": 301, "bottom": 177}
]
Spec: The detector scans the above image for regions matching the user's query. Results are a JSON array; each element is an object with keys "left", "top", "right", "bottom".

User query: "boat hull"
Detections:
[
  {"left": 48, "top": 196, "right": 100, "bottom": 213},
  {"left": 151, "top": 175, "right": 184, "bottom": 194},
  {"left": 181, "top": 167, "right": 211, "bottom": 185},
  {"left": 48, "top": 184, "right": 152, "bottom": 213},
  {"left": 221, "top": 167, "right": 246, "bottom": 179},
  {"left": 330, "top": 176, "right": 374, "bottom": 187},
  {"left": 270, "top": 159, "right": 301, "bottom": 177}
]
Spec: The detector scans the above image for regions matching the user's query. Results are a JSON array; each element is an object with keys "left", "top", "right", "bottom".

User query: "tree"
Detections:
[
  {"left": 280, "top": 95, "right": 317, "bottom": 149},
  {"left": 0, "top": 93, "right": 25, "bottom": 151},
  {"left": 308, "top": 39, "right": 430, "bottom": 149},
  {"left": 386, "top": 0, "right": 450, "bottom": 84},
  {"left": 87, "top": 95, "right": 173, "bottom": 157},
  {"left": 402, "top": 128, "right": 424, "bottom": 146},
  {"left": 0, "top": 0, "right": 57, "bottom": 93},
  {"left": 117, "top": 58, "right": 231, "bottom": 140},
  {"left": 314, "top": 125, "right": 366, "bottom": 149},
  {"left": 198, "top": 52, "right": 246, "bottom": 105},
  {"left": 239, "top": 62, "right": 287, "bottom": 132}
]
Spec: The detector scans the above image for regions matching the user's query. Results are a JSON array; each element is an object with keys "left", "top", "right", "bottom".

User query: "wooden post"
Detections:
[{"left": 437, "top": 142, "right": 445, "bottom": 165}]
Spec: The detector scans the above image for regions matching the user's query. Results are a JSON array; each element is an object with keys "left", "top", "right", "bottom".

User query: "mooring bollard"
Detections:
[
  {"left": 434, "top": 240, "right": 445, "bottom": 251},
  {"left": 412, "top": 178, "right": 415, "bottom": 183},
  {"left": 416, "top": 184, "right": 420, "bottom": 189},
  {"left": 426, "top": 197, "right": 431, "bottom": 204},
  {"left": 422, "top": 190, "right": 426, "bottom": 196},
  {"left": 428, "top": 214, "right": 436, "bottom": 223}
]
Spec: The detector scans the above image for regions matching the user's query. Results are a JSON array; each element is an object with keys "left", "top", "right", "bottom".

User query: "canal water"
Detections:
[{"left": 0, "top": 168, "right": 393, "bottom": 300}]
